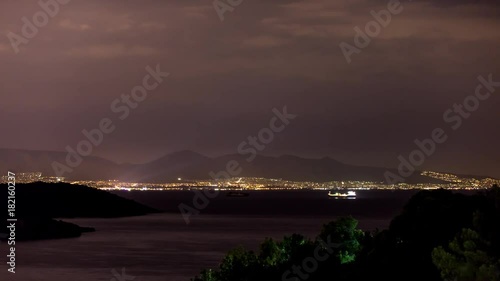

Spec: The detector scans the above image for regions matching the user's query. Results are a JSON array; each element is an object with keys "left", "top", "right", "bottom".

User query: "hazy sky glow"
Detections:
[{"left": 1, "top": 0, "right": 499, "bottom": 177}]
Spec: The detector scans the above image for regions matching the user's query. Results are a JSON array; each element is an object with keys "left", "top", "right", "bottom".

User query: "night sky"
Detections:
[{"left": 1, "top": 0, "right": 499, "bottom": 178}]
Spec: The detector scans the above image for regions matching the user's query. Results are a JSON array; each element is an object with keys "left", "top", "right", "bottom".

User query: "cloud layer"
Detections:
[{"left": 1, "top": 0, "right": 499, "bottom": 177}]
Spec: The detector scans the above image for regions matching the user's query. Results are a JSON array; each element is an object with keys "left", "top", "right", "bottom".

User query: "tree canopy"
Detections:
[{"left": 192, "top": 186, "right": 500, "bottom": 281}]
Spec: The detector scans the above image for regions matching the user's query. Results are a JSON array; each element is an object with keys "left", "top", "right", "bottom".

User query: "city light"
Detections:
[{"left": 2, "top": 171, "right": 498, "bottom": 191}]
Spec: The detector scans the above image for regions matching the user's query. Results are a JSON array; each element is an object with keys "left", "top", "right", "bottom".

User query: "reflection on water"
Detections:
[
  {"left": 6, "top": 214, "right": 390, "bottom": 281},
  {"left": 2, "top": 191, "right": 419, "bottom": 281}
]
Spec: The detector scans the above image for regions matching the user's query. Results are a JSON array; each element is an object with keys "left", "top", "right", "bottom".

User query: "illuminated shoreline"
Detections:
[{"left": 2, "top": 171, "right": 498, "bottom": 191}]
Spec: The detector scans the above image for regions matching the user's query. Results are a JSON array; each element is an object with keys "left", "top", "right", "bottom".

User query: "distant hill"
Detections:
[
  {"left": 135, "top": 151, "right": 442, "bottom": 184},
  {"left": 0, "top": 148, "right": 484, "bottom": 183},
  {"left": 0, "top": 182, "right": 158, "bottom": 241},
  {"left": 1, "top": 217, "right": 95, "bottom": 241},
  {"left": 0, "top": 182, "right": 158, "bottom": 218},
  {"left": 0, "top": 148, "right": 128, "bottom": 180}
]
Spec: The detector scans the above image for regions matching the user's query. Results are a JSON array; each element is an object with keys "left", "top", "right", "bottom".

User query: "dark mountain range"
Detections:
[
  {"left": 0, "top": 148, "right": 129, "bottom": 181},
  {"left": 0, "top": 148, "right": 485, "bottom": 184}
]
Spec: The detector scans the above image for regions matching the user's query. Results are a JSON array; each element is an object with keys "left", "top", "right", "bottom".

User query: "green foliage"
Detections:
[
  {"left": 193, "top": 186, "right": 500, "bottom": 281},
  {"left": 259, "top": 238, "right": 282, "bottom": 267},
  {"left": 218, "top": 247, "right": 258, "bottom": 281},
  {"left": 318, "top": 216, "right": 364, "bottom": 264},
  {"left": 432, "top": 228, "right": 500, "bottom": 281},
  {"left": 431, "top": 186, "right": 500, "bottom": 281},
  {"left": 196, "top": 269, "right": 217, "bottom": 281},
  {"left": 192, "top": 218, "right": 363, "bottom": 281}
]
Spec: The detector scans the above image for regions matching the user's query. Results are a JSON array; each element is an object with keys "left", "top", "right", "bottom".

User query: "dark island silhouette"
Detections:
[{"left": 0, "top": 182, "right": 158, "bottom": 241}]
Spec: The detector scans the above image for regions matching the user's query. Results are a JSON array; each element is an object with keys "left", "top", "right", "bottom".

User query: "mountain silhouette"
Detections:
[{"left": 0, "top": 148, "right": 459, "bottom": 184}]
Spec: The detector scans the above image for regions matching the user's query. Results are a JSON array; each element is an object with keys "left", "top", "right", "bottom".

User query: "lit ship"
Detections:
[{"left": 328, "top": 191, "right": 356, "bottom": 199}]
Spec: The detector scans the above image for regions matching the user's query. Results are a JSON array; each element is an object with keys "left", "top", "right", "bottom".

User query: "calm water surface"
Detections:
[{"left": 3, "top": 190, "right": 422, "bottom": 281}]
